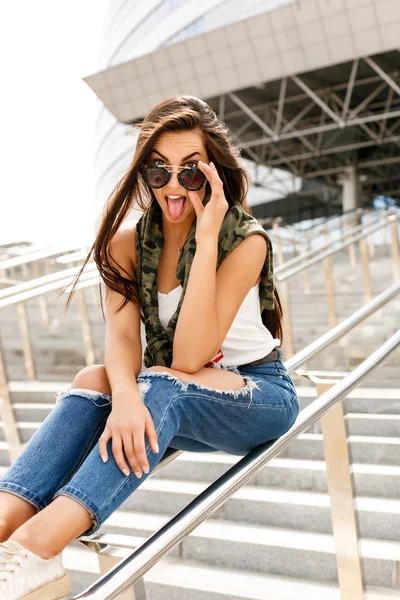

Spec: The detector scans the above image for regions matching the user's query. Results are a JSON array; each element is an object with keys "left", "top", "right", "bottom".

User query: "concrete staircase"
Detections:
[{"left": 0, "top": 240, "right": 399, "bottom": 598}]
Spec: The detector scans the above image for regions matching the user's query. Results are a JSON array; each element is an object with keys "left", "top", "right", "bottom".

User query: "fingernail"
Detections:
[
  {"left": 101, "top": 455, "right": 107, "bottom": 463},
  {"left": 122, "top": 468, "right": 130, "bottom": 476},
  {"left": 134, "top": 471, "right": 142, "bottom": 478},
  {"left": 143, "top": 466, "right": 149, "bottom": 474},
  {"left": 155, "top": 443, "right": 160, "bottom": 453}
]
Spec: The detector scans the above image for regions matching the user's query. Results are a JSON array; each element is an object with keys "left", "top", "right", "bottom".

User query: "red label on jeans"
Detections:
[{"left": 204, "top": 348, "right": 224, "bottom": 368}]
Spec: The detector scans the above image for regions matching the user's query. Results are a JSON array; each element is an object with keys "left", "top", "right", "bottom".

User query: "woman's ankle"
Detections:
[
  {"left": 8, "top": 529, "right": 61, "bottom": 560},
  {"left": 0, "top": 520, "right": 13, "bottom": 542},
  {"left": 0, "top": 491, "right": 38, "bottom": 537}
]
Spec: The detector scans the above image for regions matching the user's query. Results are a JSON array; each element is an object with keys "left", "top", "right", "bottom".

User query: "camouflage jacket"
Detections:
[{"left": 135, "top": 192, "right": 275, "bottom": 368}]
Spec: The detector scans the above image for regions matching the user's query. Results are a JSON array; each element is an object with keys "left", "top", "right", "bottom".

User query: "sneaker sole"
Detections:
[{"left": 21, "top": 573, "right": 71, "bottom": 600}]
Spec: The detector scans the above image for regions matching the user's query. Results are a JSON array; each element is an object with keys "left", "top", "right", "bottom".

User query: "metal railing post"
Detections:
[
  {"left": 297, "top": 371, "right": 363, "bottom": 599},
  {"left": 382, "top": 212, "right": 390, "bottom": 245},
  {"left": 32, "top": 260, "right": 51, "bottom": 326},
  {"left": 272, "top": 221, "right": 284, "bottom": 264},
  {"left": 98, "top": 554, "right": 145, "bottom": 599},
  {"left": 366, "top": 212, "right": 376, "bottom": 258},
  {"left": 0, "top": 344, "right": 22, "bottom": 461},
  {"left": 359, "top": 236, "right": 372, "bottom": 303},
  {"left": 67, "top": 261, "right": 96, "bottom": 367},
  {"left": 16, "top": 302, "right": 36, "bottom": 381},
  {"left": 391, "top": 219, "right": 400, "bottom": 282},
  {"left": 300, "top": 242, "right": 310, "bottom": 294},
  {"left": 323, "top": 256, "right": 336, "bottom": 329},
  {"left": 346, "top": 221, "right": 357, "bottom": 272},
  {"left": 77, "top": 289, "right": 97, "bottom": 366},
  {"left": 273, "top": 222, "right": 294, "bottom": 357}
]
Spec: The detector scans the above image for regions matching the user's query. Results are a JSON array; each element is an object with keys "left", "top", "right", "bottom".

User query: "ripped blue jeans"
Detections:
[{"left": 0, "top": 353, "right": 299, "bottom": 537}]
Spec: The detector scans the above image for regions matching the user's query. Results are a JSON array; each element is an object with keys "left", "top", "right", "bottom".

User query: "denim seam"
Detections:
[
  {"left": 274, "top": 380, "right": 298, "bottom": 406},
  {"left": 0, "top": 482, "right": 46, "bottom": 511}
]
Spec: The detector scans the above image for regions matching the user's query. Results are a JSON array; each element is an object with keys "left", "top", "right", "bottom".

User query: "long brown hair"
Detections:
[{"left": 62, "top": 95, "right": 283, "bottom": 341}]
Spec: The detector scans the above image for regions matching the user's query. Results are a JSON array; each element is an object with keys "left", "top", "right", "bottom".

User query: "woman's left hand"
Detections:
[{"left": 188, "top": 161, "right": 229, "bottom": 244}]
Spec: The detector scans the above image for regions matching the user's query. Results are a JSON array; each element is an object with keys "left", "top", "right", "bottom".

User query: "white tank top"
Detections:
[{"left": 139, "top": 283, "right": 280, "bottom": 368}]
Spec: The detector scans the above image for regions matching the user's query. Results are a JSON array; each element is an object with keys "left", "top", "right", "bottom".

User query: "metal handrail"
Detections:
[
  {"left": 289, "top": 206, "right": 368, "bottom": 238},
  {"left": 260, "top": 206, "right": 370, "bottom": 242},
  {"left": 0, "top": 278, "right": 22, "bottom": 287},
  {"left": 0, "top": 264, "right": 98, "bottom": 305},
  {"left": 273, "top": 211, "right": 399, "bottom": 356},
  {"left": 74, "top": 329, "right": 400, "bottom": 599},
  {"left": 0, "top": 242, "right": 91, "bottom": 271},
  {"left": 275, "top": 213, "right": 399, "bottom": 281},
  {"left": 284, "top": 281, "right": 400, "bottom": 371},
  {"left": 298, "top": 206, "right": 364, "bottom": 232},
  {"left": 274, "top": 210, "right": 391, "bottom": 275}
]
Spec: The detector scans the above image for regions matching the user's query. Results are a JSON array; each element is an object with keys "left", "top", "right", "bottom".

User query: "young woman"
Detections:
[{"left": 0, "top": 95, "right": 299, "bottom": 599}]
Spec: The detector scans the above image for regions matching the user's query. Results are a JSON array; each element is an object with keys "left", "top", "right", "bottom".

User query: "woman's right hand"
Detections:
[{"left": 98, "top": 392, "right": 159, "bottom": 478}]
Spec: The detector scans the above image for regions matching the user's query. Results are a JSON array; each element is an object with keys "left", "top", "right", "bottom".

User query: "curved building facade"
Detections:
[
  {"left": 94, "top": 0, "right": 295, "bottom": 221},
  {"left": 90, "top": 0, "right": 400, "bottom": 224}
]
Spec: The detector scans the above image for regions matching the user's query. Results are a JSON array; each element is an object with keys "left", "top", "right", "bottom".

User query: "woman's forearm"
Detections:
[
  {"left": 104, "top": 330, "right": 143, "bottom": 401},
  {"left": 171, "top": 239, "right": 219, "bottom": 372}
]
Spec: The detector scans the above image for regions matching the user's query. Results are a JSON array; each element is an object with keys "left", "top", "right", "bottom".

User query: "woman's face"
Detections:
[{"left": 145, "top": 129, "right": 210, "bottom": 224}]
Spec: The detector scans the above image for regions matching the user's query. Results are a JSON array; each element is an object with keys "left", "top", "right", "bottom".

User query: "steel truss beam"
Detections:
[
  {"left": 217, "top": 53, "right": 400, "bottom": 190},
  {"left": 236, "top": 114, "right": 400, "bottom": 152}
]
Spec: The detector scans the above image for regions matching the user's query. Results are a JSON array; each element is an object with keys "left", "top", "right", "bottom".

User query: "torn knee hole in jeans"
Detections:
[
  {"left": 54, "top": 388, "right": 112, "bottom": 407},
  {"left": 137, "top": 370, "right": 262, "bottom": 407}
]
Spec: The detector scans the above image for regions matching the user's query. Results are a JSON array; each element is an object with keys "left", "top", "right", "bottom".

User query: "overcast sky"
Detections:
[{"left": 0, "top": 0, "right": 109, "bottom": 248}]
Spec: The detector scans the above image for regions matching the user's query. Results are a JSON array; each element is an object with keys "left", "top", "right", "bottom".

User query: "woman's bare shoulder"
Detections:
[{"left": 111, "top": 219, "right": 137, "bottom": 272}]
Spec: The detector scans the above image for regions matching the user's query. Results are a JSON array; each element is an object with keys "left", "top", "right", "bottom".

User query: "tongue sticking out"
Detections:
[{"left": 167, "top": 197, "right": 186, "bottom": 220}]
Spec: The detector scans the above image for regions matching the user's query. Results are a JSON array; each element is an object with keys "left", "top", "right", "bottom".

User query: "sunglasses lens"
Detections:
[
  {"left": 145, "top": 166, "right": 169, "bottom": 188},
  {"left": 180, "top": 168, "right": 207, "bottom": 190}
]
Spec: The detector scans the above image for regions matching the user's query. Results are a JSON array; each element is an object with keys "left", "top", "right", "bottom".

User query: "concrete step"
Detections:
[
  {"left": 62, "top": 543, "right": 400, "bottom": 599},
  {"left": 277, "top": 433, "right": 400, "bottom": 465},
  {"left": 297, "top": 386, "right": 400, "bottom": 414},
  {"left": 97, "top": 510, "right": 400, "bottom": 587},
  {"left": 313, "top": 413, "right": 400, "bottom": 437},
  {"left": 61, "top": 544, "right": 100, "bottom": 593},
  {"left": 112, "top": 477, "right": 400, "bottom": 542},
  {"left": 146, "top": 452, "right": 400, "bottom": 500}
]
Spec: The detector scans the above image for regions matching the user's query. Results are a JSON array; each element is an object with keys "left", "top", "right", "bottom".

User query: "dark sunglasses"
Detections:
[{"left": 141, "top": 162, "right": 207, "bottom": 191}]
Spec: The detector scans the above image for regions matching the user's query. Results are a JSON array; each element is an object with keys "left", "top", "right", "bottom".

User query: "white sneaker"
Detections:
[{"left": 0, "top": 540, "right": 71, "bottom": 600}]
